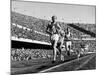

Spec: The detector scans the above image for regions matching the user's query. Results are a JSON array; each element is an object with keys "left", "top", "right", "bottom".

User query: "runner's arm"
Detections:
[
  {"left": 46, "top": 24, "right": 51, "bottom": 35},
  {"left": 57, "top": 23, "right": 61, "bottom": 30}
]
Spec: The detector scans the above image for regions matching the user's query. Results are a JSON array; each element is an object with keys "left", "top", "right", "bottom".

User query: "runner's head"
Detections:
[
  {"left": 67, "top": 27, "right": 70, "bottom": 31},
  {"left": 51, "top": 15, "right": 57, "bottom": 22}
]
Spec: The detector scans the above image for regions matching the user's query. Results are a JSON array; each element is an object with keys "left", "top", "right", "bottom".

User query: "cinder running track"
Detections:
[
  {"left": 11, "top": 53, "right": 96, "bottom": 75},
  {"left": 39, "top": 53, "right": 95, "bottom": 73}
]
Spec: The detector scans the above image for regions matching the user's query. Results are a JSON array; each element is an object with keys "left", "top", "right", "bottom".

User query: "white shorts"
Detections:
[
  {"left": 51, "top": 34, "right": 59, "bottom": 41},
  {"left": 66, "top": 41, "right": 72, "bottom": 46}
]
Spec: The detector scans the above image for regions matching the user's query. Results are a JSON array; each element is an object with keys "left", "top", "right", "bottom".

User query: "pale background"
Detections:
[
  {"left": 0, "top": 0, "right": 99, "bottom": 75},
  {"left": 12, "top": 0, "right": 95, "bottom": 24}
]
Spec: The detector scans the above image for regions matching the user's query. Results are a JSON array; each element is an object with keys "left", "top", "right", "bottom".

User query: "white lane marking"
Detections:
[
  {"left": 75, "top": 54, "right": 95, "bottom": 70},
  {"left": 39, "top": 54, "right": 93, "bottom": 73}
]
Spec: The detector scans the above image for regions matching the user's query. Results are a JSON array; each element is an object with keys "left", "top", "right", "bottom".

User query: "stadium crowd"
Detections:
[
  {"left": 11, "top": 48, "right": 53, "bottom": 61},
  {"left": 74, "top": 23, "right": 96, "bottom": 34},
  {"left": 11, "top": 11, "right": 92, "bottom": 40},
  {"left": 11, "top": 24, "right": 50, "bottom": 42}
]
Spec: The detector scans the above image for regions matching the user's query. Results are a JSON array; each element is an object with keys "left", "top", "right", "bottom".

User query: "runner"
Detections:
[
  {"left": 46, "top": 16, "right": 65, "bottom": 62},
  {"left": 65, "top": 27, "right": 72, "bottom": 56}
]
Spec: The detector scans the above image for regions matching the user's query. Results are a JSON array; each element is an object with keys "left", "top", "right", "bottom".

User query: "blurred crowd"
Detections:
[
  {"left": 11, "top": 24, "right": 50, "bottom": 42},
  {"left": 75, "top": 23, "right": 96, "bottom": 34},
  {"left": 11, "top": 48, "right": 53, "bottom": 61},
  {"left": 11, "top": 12, "right": 48, "bottom": 33}
]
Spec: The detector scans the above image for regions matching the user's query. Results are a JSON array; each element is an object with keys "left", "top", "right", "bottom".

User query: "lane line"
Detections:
[
  {"left": 39, "top": 54, "right": 94, "bottom": 73},
  {"left": 74, "top": 54, "right": 95, "bottom": 70}
]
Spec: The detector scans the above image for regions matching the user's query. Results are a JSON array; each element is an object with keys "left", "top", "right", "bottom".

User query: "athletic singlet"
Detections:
[
  {"left": 65, "top": 31, "right": 71, "bottom": 41},
  {"left": 47, "top": 22, "right": 60, "bottom": 35}
]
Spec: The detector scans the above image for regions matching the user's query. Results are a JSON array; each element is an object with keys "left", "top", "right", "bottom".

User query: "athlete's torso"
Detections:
[
  {"left": 48, "top": 22, "right": 60, "bottom": 35},
  {"left": 65, "top": 31, "right": 71, "bottom": 41}
]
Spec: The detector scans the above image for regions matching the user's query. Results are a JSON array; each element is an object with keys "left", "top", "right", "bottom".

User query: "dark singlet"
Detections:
[{"left": 48, "top": 22, "right": 60, "bottom": 35}]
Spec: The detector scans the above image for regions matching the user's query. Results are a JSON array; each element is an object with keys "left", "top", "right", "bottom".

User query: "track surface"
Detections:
[
  {"left": 39, "top": 53, "right": 95, "bottom": 73},
  {"left": 11, "top": 53, "right": 96, "bottom": 75}
]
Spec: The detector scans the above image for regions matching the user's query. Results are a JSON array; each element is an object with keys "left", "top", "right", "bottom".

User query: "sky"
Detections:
[{"left": 11, "top": 0, "right": 96, "bottom": 24}]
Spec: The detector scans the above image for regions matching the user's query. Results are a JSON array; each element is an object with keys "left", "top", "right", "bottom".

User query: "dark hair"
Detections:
[{"left": 52, "top": 15, "right": 57, "bottom": 19}]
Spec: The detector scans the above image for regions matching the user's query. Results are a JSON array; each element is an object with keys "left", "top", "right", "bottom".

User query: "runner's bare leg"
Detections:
[
  {"left": 60, "top": 38, "right": 64, "bottom": 61},
  {"left": 53, "top": 40, "right": 58, "bottom": 61}
]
